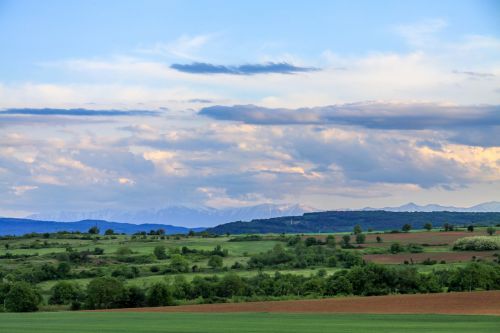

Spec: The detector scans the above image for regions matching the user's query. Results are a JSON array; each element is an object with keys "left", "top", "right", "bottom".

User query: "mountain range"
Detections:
[
  {"left": 26, "top": 203, "right": 315, "bottom": 228},
  {"left": 362, "top": 201, "right": 500, "bottom": 212}
]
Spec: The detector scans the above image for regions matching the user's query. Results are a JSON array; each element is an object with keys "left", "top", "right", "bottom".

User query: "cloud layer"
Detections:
[
  {"left": 170, "top": 62, "right": 318, "bottom": 75},
  {"left": 1, "top": 108, "right": 158, "bottom": 117},
  {"left": 199, "top": 102, "right": 500, "bottom": 129}
]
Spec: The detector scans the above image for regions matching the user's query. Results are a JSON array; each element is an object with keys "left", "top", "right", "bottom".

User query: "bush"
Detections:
[
  {"left": 49, "top": 281, "right": 83, "bottom": 305},
  {"left": 453, "top": 236, "right": 500, "bottom": 251},
  {"left": 355, "top": 233, "right": 366, "bottom": 244},
  {"left": 85, "top": 277, "right": 125, "bottom": 309},
  {"left": 208, "top": 255, "right": 224, "bottom": 269},
  {"left": 390, "top": 242, "right": 403, "bottom": 254},
  {"left": 4, "top": 282, "right": 41, "bottom": 312},
  {"left": 153, "top": 245, "right": 168, "bottom": 260},
  {"left": 147, "top": 282, "right": 174, "bottom": 306}
]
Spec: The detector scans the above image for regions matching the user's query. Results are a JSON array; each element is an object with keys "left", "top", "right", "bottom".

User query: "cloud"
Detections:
[
  {"left": 452, "top": 70, "right": 495, "bottom": 79},
  {"left": 395, "top": 18, "right": 447, "bottom": 47},
  {"left": 170, "top": 62, "right": 319, "bottom": 75},
  {"left": 199, "top": 102, "right": 500, "bottom": 130},
  {"left": 138, "top": 34, "right": 213, "bottom": 60},
  {"left": 1, "top": 108, "right": 159, "bottom": 117}
]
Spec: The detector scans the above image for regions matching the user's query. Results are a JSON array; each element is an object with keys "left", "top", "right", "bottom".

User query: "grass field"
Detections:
[{"left": 1, "top": 312, "right": 499, "bottom": 333}]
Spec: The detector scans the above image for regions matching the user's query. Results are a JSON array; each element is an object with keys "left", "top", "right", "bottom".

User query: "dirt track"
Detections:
[{"left": 103, "top": 291, "right": 500, "bottom": 315}]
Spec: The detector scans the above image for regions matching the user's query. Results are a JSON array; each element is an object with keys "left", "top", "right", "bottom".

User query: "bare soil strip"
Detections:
[{"left": 102, "top": 291, "right": 500, "bottom": 315}]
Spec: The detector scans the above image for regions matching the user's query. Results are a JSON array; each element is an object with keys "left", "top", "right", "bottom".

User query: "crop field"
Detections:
[
  {"left": 106, "top": 291, "right": 500, "bottom": 315},
  {"left": 1, "top": 312, "right": 499, "bottom": 333}
]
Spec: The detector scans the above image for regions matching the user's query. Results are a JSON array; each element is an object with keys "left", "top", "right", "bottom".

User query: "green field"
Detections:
[{"left": 1, "top": 312, "right": 499, "bottom": 333}]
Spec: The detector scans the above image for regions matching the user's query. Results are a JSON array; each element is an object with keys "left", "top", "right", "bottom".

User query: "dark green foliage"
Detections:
[
  {"left": 353, "top": 224, "right": 362, "bottom": 235},
  {"left": 153, "top": 245, "right": 167, "bottom": 259},
  {"left": 467, "top": 225, "right": 474, "bottom": 232},
  {"left": 208, "top": 255, "right": 224, "bottom": 269},
  {"left": 325, "top": 235, "right": 336, "bottom": 248},
  {"left": 207, "top": 211, "right": 500, "bottom": 235},
  {"left": 4, "top": 282, "right": 41, "bottom": 312},
  {"left": 355, "top": 233, "right": 366, "bottom": 244},
  {"left": 146, "top": 282, "right": 174, "bottom": 306},
  {"left": 424, "top": 223, "right": 432, "bottom": 231},
  {"left": 49, "top": 281, "right": 83, "bottom": 305},
  {"left": 111, "top": 265, "right": 140, "bottom": 279},
  {"left": 169, "top": 254, "right": 189, "bottom": 273},
  {"left": 104, "top": 229, "right": 114, "bottom": 235},
  {"left": 390, "top": 242, "right": 403, "bottom": 254},
  {"left": 341, "top": 235, "right": 351, "bottom": 248},
  {"left": 88, "top": 226, "right": 99, "bottom": 235},
  {"left": 122, "top": 285, "right": 146, "bottom": 308},
  {"left": 376, "top": 236, "right": 383, "bottom": 243},
  {"left": 85, "top": 277, "right": 125, "bottom": 309},
  {"left": 486, "top": 226, "right": 496, "bottom": 236},
  {"left": 402, "top": 224, "right": 412, "bottom": 232}
]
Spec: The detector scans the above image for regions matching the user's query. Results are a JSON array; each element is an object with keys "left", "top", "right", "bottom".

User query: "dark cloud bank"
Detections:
[
  {"left": 170, "top": 62, "right": 318, "bottom": 75},
  {"left": 199, "top": 103, "right": 500, "bottom": 130}
]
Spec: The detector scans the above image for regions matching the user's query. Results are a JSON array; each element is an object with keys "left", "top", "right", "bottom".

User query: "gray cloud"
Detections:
[
  {"left": 452, "top": 70, "right": 495, "bottom": 78},
  {"left": 170, "top": 62, "right": 319, "bottom": 75},
  {"left": 1, "top": 108, "right": 159, "bottom": 117},
  {"left": 199, "top": 103, "right": 500, "bottom": 130}
]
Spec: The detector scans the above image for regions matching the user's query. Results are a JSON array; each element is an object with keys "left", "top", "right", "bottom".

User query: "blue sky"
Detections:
[{"left": 0, "top": 1, "right": 499, "bottom": 217}]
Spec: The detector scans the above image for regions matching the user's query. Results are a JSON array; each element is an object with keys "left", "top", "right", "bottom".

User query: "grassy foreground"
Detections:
[{"left": 0, "top": 312, "right": 499, "bottom": 333}]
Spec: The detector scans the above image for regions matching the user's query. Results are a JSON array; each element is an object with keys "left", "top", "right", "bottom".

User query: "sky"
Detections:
[{"left": 0, "top": 0, "right": 499, "bottom": 217}]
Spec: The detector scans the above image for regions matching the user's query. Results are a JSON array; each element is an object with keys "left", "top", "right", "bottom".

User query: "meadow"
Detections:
[{"left": 0, "top": 312, "right": 499, "bottom": 333}]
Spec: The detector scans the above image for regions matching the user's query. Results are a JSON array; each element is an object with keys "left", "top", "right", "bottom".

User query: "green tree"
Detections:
[
  {"left": 49, "top": 281, "right": 82, "bottom": 305},
  {"left": 208, "top": 255, "right": 224, "bottom": 269},
  {"left": 88, "top": 226, "right": 100, "bottom": 234},
  {"left": 56, "top": 262, "right": 71, "bottom": 277},
  {"left": 355, "top": 233, "right": 366, "bottom": 244},
  {"left": 402, "top": 224, "right": 412, "bottom": 233},
  {"left": 4, "top": 282, "right": 41, "bottom": 312},
  {"left": 325, "top": 235, "right": 336, "bottom": 248},
  {"left": 147, "top": 282, "right": 174, "bottom": 306},
  {"left": 424, "top": 223, "right": 432, "bottom": 231},
  {"left": 376, "top": 236, "right": 383, "bottom": 243},
  {"left": 85, "top": 277, "right": 125, "bottom": 309},
  {"left": 467, "top": 225, "right": 474, "bottom": 232},
  {"left": 123, "top": 285, "right": 146, "bottom": 308},
  {"left": 153, "top": 245, "right": 168, "bottom": 260},
  {"left": 169, "top": 254, "right": 189, "bottom": 273},
  {"left": 104, "top": 229, "right": 114, "bottom": 235},
  {"left": 486, "top": 226, "right": 496, "bottom": 236},
  {"left": 341, "top": 235, "right": 351, "bottom": 248},
  {"left": 353, "top": 224, "right": 362, "bottom": 235},
  {"left": 390, "top": 242, "right": 403, "bottom": 254}
]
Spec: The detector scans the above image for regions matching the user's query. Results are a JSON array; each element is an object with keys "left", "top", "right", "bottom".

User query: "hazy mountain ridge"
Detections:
[
  {"left": 362, "top": 201, "right": 500, "bottom": 212},
  {"left": 0, "top": 218, "right": 205, "bottom": 236},
  {"left": 26, "top": 203, "right": 316, "bottom": 228}
]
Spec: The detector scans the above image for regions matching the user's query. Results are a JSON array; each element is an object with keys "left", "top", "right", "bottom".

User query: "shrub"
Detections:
[
  {"left": 153, "top": 245, "right": 168, "bottom": 260},
  {"left": 4, "top": 282, "right": 41, "bottom": 312},
  {"left": 453, "top": 236, "right": 500, "bottom": 251},
  {"left": 85, "top": 277, "right": 125, "bottom": 309},
  {"left": 208, "top": 255, "right": 223, "bottom": 269},
  {"left": 147, "top": 282, "right": 174, "bottom": 306},
  {"left": 355, "top": 233, "right": 366, "bottom": 244},
  {"left": 390, "top": 242, "right": 403, "bottom": 253},
  {"left": 49, "top": 281, "right": 82, "bottom": 305}
]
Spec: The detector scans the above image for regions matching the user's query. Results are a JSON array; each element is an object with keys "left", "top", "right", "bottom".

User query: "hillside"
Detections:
[
  {"left": 0, "top": 218, "right": 203, "bottom": 236},
  {"left": 208, "top": 211, "right": 500, "bottom": 234}
]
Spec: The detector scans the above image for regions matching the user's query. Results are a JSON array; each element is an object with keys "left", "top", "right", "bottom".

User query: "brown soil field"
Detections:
[
  {"left": 311, "top": 231, "right": 487, "bottom": 246},
  {"left": 102, "top": 291, "right": 500, "bottom": 315},
  {"left": 363, "top": 251, "right": 498, "bottom": 264}
]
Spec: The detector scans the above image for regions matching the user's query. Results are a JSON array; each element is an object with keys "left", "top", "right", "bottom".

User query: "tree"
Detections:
[
  {"left": 153, "top": 245, "right": 167, "bottom": 260},
  {"left": 123, "top": 285, "right": 146, "bottom": 308},
  {"left": 4, "top": 282, "right": 41, "bottom": 312},
  {"left": 4, "top": 243, "right": 9, "bottom": 250},
  {"left": 424, "top": 223, "right": 432, "bottom": 231},
  {"left": 208, "top": 255, "right": 223, "bottom": 269},
  {"left": 56, "top": 262, "right": 71, "bottom": 278},
  {"left": 147, "top": 282, "right": 174, "bottom": 306},
  {"left": 85, "top": 277, "right": 125, "bottom": 309},
  {"left": 486, "top": 226, "right": 496, "bottom": 236},
  {"left": 402, "top": 224, "right": 412, "bottom": 233},
  {"left": 341, "top": 235, "right": 351, "bottom": 248},
  {"left": 169, "top": 254, "right": 189, "bottom": 273},
  {"left": 355, "top": 233, "right": 366, "bottom": 244},
  {"left": 353, "top": 224, "right": 362, "bottom": 235},
  {"left": 376, "top": 236, "right": 383, "bottom": 243},
  {"left": 49, "top": 281, "right": 82, "bottom": 305},
  {"left": 88, "top": 226, "right": 100, "bottom": 235},
  {"left": 390, "top": 242, "right": 403, "bottom": 254},
  {"left": 104, "top": 229, "right": 114, "bottom": 235},
  {"left": 325, "top": 235, "right": 336, "bottom": 248},
  {"left": 467, "top": 225, "right": 474, "bottom": 232}
]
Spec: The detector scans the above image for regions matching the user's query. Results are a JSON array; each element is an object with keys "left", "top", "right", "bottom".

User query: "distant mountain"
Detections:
[
  {"left": 27, "top": 203, "right": 315, "bottom": 228},
  {"left": 208, "top": 211, "right": 500, "bottom": 235},
  {"left": 362, "top": 201, "right": 500, "bottom": 212},
  {"left": 0, "top": 218, "right": 205, "bottom": 236}
]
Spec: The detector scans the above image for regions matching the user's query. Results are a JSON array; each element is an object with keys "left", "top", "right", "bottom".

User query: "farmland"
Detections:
[{"left": 0, "top": 312, "right": 499, "bottom": 333}]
